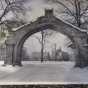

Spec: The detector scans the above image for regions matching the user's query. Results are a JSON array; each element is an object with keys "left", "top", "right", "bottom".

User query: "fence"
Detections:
[{"left": 0, "top": 44, "right": 6, "bottom": 61}]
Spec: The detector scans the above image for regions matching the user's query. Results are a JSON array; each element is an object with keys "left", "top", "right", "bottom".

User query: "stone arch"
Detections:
[
  {"left": 5, "top": 9, "right": 88, "bottom": 68},
  {"left": 17, "top": 25, "right": 75, "bottom": 63}
]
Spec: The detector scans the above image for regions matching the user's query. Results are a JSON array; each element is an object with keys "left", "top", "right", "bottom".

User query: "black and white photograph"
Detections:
[{"left": 0, "top": 0, "right": 88, "bottom": 86}]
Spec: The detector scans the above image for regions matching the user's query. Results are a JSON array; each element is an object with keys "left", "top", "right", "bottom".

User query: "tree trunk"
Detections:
[
  {"left": 54, "top": 43, "right": 57, "bottom": 61},
  {"left": 74, "top": 0, "right": 81, "bottom": 27},
  {"left": 41, "top": 30, "right": 44, "bottom": 62}
]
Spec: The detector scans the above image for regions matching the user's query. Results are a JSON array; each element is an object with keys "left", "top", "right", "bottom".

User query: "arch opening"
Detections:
[{"left": 19, "top": 29, "right": 77, "bottom": 64}]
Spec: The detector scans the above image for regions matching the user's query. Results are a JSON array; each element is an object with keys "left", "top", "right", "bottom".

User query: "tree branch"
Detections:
[
  {"left": 64, "top": 0, "right": 74, "bottom": 6},
  {"left": 80, "top": 6, "right": 88, "bottom": 16},
  {"left": 0, "top": 5, "right": 8, "bottom": 22},
  {"left": 0, "top": 0, "right": 24, "bottom": 23},
  {"left": 33, "top": 35, "right": 42, "bottom": 44},
  {"left": 51, "top": 0, "right": 75, "bottom": 16}
]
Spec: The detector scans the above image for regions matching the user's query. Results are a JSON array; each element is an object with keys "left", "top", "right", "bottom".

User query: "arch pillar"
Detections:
[
  {"left": 74, "top": 36, "right": 88, "bottom": 68},
  {"left": 75, "top": 45, "right": 88, "bottom": 68},
  {"left": 5, "top": 43, "right": 22, "bottom": 66},
  {"left": 5, "top": 44, "right": 15, "bottom": 65}
]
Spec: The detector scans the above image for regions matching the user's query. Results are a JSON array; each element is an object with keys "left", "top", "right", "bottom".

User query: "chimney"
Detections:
[{"left": 45, "top": 9, "right": 53, "bottom": 16}]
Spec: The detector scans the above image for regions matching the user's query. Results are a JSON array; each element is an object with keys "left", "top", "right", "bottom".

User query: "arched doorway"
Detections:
[{"left": 5, "top": 9, "right": 88, "bottom": 68}]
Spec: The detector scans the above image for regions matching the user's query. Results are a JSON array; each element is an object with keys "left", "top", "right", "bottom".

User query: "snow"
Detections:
[
  {"left": 0, "top": 61, "right": 20, "bottom": 73},
  {"left": 0, "top": 61, "right": 88, "bottom": 84}
]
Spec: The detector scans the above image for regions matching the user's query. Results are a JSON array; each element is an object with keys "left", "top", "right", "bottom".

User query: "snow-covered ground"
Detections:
[{"left": 0, "top": 61, "right": 88, "bottom": 84}]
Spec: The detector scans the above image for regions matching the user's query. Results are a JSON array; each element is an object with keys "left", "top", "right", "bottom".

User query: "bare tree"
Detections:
[
  {"left": 46, "top": 0, "right": 88, "bottom": 28},
  {"left": 34, "top": 29, "right": 53, "bottom": 62},
  {"left": 0, "top": 0, "right": 27, "bottom": 40},
  {"left": 0, "top": 0, "right": 24, "bottom": 23}
]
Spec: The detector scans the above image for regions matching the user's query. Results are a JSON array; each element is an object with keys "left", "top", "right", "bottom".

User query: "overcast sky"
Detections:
[{"left": 1, "top": 0, "right": 68, "bottom": 22}]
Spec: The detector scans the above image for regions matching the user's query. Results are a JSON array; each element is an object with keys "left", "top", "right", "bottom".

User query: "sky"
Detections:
[
  {"left": 1, "top": 0, "right": 67, "bottom": 22},
  {"left": 20, "top": 0, "right": 71, "bottom": 22}
]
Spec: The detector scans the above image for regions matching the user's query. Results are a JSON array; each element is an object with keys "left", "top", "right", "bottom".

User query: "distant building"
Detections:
[
  {"left": 22, "top": 51, "right": 51, "bottom": 61},
  {"left": 51, "top": 48, "right": 70, "bottom": 61},
  {"left": 22, "top": 47, "right": 70, "bottom": 61}
]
